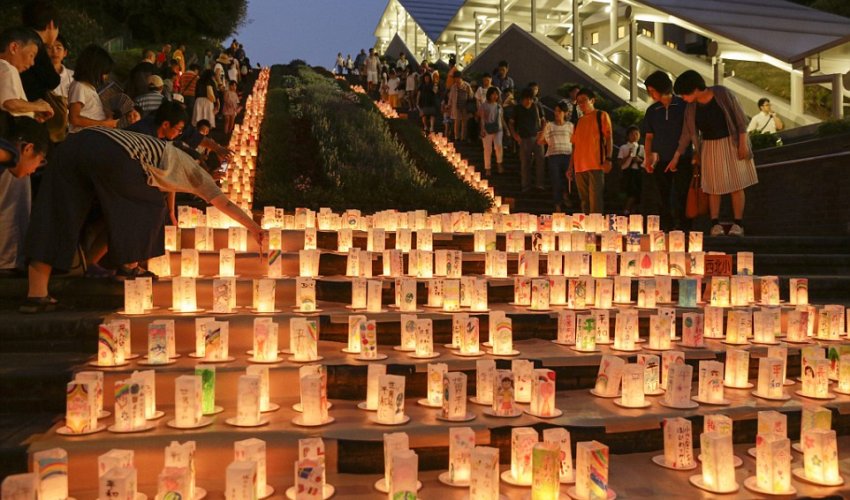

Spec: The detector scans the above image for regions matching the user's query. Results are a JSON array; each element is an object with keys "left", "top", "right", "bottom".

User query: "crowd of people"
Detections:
[
  {"left": 0, "top": 1, "right": 263, "bottom": 313},
  {"left": 351, "top": 48, "right": 763, "bottom": 239}
]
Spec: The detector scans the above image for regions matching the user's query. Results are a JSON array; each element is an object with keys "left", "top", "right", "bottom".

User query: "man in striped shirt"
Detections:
[{"left": 134, "top": 74, "right": 165, "bottom": 118}]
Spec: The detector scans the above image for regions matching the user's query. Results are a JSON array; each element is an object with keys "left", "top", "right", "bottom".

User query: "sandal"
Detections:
[
  {"left": 19, "top": 296, "right": 59, "bottom": 314},
  {"left": 84, "top": 263, "right": 115, "bottom": 279},
  {"left": 115, "top": 266, "right": 158, "bottom": 281}
]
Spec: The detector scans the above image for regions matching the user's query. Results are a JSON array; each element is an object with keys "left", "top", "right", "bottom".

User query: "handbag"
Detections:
[
  {"left": 43, "top": 91, "right": 68, "bottom": 143},
  {"left": 686, "top": 163, "right": 709, "bottom": 219}
]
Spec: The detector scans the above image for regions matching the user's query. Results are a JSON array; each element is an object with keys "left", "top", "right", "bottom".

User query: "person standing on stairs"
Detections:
[
  {"left": 479, "top": 87, "right": 505, "bottom": 177},
  {"left": 568, "top": 88, "right": 612, "bottom": 214},
  {"left": 510, "top": 87, "right": 546, "bottom": 193},
  {"left": 541, "top": 100, "right": 574, "bottom": 212},
  {"left": 673, "top": 70, "right": 757, "bottom": 237}
]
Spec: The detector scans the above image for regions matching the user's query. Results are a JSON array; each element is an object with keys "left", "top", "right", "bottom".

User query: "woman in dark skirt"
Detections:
[{"left": 22, "top": 127, "right": 262, "bottom": 312}]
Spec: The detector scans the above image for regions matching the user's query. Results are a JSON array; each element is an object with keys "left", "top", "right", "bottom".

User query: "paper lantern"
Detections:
[
  {"left": 157, "top": 467, "right": 191, "bottom": 500},
  {"left": 112, "top": 380, "right": 145, "bottom": 431},
  {"left": 212, "top": 278, "right": 236, "bottom": 314},
  {"left": 337, "top": 228, "right": 352, "bottom": 252},
  {"left": 299, "top": 373, "right": 329, "bottom": 425},
  {"left": 227, "top": 227, "right": 248, "bottom": 252},
  {"left": 687, "top": 231, "right": 703, "bottom": 252},
  {"left": 512, "top": 359, "right": 534, "bottom": 404},
  {"left": 123, "top": 280, "right": 145, "bottom": 315},
  {"left": 696, "top": 361, "right": 725, "bottom": 404},
  {"left": 649, "top": 315, "right": 672, "bottom": 350},
  {"left": 441, "top": 372, "right": 468, "bottom": 420},
  {"left": 785, "top": 309, "right": 810, "bottom": 342},
  {"left": 165, "top": 226, "right": 181, "bottom": 251},
  {"left": 469, "top": 447, "right": 500, "bottom": 499},
  {"left": 724, "top": 310, "right": 751, "bottom": 345},
  {"left": 389, "top": 450, "right": 418, "bottom": 497},
  {"left": 702, "top": 306, "right": 722, "bottom": 339},
  {"left": 486, "top": 250, "right": 508, "bottom": 278},
  {"left": 801, "top": 358, "right": 831, "bottom": 398},
  {"left": 170, "top": 277, "right": 197, "bottom": 312},
  {"left": 364, "top": 364, "right": 386, "bottom": 410},
  {"left": 614, "top": 276, "right": 631, "bottom": 303},
  {"left": 801, "top": 429, "right": 841, "bottom": 485},
  {"left": 556, "top": 310, "right": 576, "bottom": 345},
  {"left": 426, "top": 363, "right": 448, "bottom": 407},
  {"left": 148, "top": 252, "right": 171, "bottom": 278},
  {"left": 180, "top": 249, "right": 199, "bottom": 278},
  {"left": 99, "top": 466, "right": 138, "bottom": 500},
  {"left": 376, "top": 374, "right": 406, "bottom": 424},
  {"left": 384, "top": 250, "right": 403, "bottom": 278},
  {"left": 414, "top": 319, "right": 434, "bottom": 357},
  {"left": 98, "top": 449, "right": 133, "bottom": 479},
  {"left": 529, "top": 369, "right": 557, "bottom": 416},
  {"left": 541, "top": 428, "right": 573, "bottom": 484},
  {"left": 789, "top": 278, "right": 808, "bottom": 305},
  {"left": 515, "top": 277, "right": 532, "bottom": 306},
  {"left": 593, "top": 355, "right": 624, "bottom": 398},
  {"left": 509, "top": 428, "right": 538, "bottom": 485},
  {"left": 575, "top": 314, "right": 597, "bottom": 352},
  {"left": 379, "top": 433, "right": 410, "bottom": 493},
  {"left": 344, "top": 315, "right": 365, "bottom": 354},
  {"left": 32, "top": 448, "right": 68, "bottom": 500},
  {"left": 637, "top": 354, "right": 661, "bottom": 395},
  {"left": 663, "top": 364, "right": 694, "bottom": 408},
  {"left": 751, "top": 433, "right": 792, "bottom": 494},
  {"left": 752, "top": 357, "right": 785, "bottom": 400},
  {"left": 661, "top": 418, "right": 694, "bottom": 469},
  {"left": 710, "top": 277, "right": 730, "bottom": 307},
  {"left": 252, "top": 318, "right": 279, "bottom": 362},
  {"left": 131, "top": 370, "right": 156, "bottom": 420},
  {"left": 730, "top": 276, "right": 753, "bottom": 306},
  {"left": 547, "top": 251, "right": 564, "bottom": 276},
  {"left": 399, "top": 314, "right": 417, "bottom": 351},
  {"left": 203, "top": 321, "right": 229, "bottom": 361},
  {"left": 680, "top": 313, "right": 704, "bottom": 348},
  {"left": 575, "top": 441, "right": 610, "bottom": 499},
  {"left": 468, "top": 277, "right": 488, "bottom": 312},
  {"left": 723, "top": 348, "right": 749, "bottom": 389},
  {"left": 760, "top": 276, "right": 780, "bottom": 305},
  {"left": 696, "top": 432, "right": 737, "bottom": 492},
  {"left": 97, "top": 323, "right": 125, "bottom": 367},
  {"left": 395, "top": 278, "right": 417, "bottom": 312},
  {"left": 592, "top": 309, "right": 610, "bottom": 345},
  {"left": 225, "top": 460, "right": 256, "bottom": 500},
  {"left": 235, "top": 374, "right": 261, "bottom": 425},
  {"left": 459, "top": 317, "right": 480, "bottom": 355},
  {"left": 531, "top": 442, "right": 560, "bottom": 499},
  {"left": 396, "top": 228, "right": 412, "bottom": 252},
  {"left": 290, "top": 318, "right": 319, "bottom": 362},
  {"left": 163, "top": 442, "right": 197, "bottom": 500},
  {"left": 294, "top": 437, "right": 328, "bottom": 498},
  {"left": 688, "top": 252, "right": 705, "bottom": 275},
  {"left": 669, "top": 252, "right": 687, "bottom": 277},
  {"left": 620, "top": 364, "right": 646, "bottom": 408},
  {"left": 492, "top": 370, "right": 517, "bottom": 416},
  {"left": 195, "top": 365, "right": 216, "bottom": 415},
  {"left": 529, "top": 279, "right": 550, "bottom": 311},
  {"left": 246, "top": 365, "right": 271, "bottom": 413},
  {"left": 416, "top": 229, "right": 433, "bottom": 251},
  {"left": 299, "top": 249, "right": 320, "bottom": 278},
  {"left": 545, "top": 278, "right": 565, "bottom": 307},
  {"left": 637, "top": 278, "right": 656, "bottom": 308},
  {"left": 442, "top": 279, "right": 460, "bottom": 311},
  {"left": 751, "top": 310, "right": 775, "bottom": 344}
]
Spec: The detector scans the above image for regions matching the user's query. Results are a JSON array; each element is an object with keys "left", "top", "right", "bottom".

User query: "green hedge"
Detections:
[{"left": 254, "top": 64, "right": 492, "bottom": 213}]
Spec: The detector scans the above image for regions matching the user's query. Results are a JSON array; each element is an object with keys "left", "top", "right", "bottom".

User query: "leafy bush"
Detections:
[
  {"left": 817, "top": 117, "right": 850, "bottom": 137},
  {"left": 749, "top": 131, "right": 782, "bottom": 150},
  {"left": 611, "top": 106, "right": 645, "bottom": 129},
  {"left": 254, "top": 65, "right": 492, "bottom": 213}
]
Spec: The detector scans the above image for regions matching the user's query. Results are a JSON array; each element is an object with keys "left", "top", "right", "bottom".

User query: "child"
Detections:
[
  {"left": 386, "top": 70, "right": 401, "bottom": 109},
  {"left": 222, "top": 80, "right": 240, "bottom": 134},
  {"left": 405, "top": 68, "right": 418, "bottom": 111},
  {"left": 618, "top": 125, "right": 644, "bottom": 216}
]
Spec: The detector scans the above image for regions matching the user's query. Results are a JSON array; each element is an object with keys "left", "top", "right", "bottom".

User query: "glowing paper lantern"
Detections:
[
  {"left": 33, "top": 448, "right": 68, "bottom": 500},
  {"left": 801, "top": 358, "right": 831, "bottom": 398},
  {"left": 620, "top": 364, "right": 646, "bottom": 408},
  {"left": 475, "top": 359, "right": 496, "bottom": 405},
  {"left": 663, "top": 364, "right": 693, "bottom": 408},
  {"left": 112, "top": 380, "right": 145, "bottom": 431},
  {"left": 299, "top": 373, "right": 328, "bottom": 425},
  {"left": 649, "top": 315, "right": 672, "bottom": 350},
  {"left": 414, "top": 319, "right": 434, "bottom": 357},
  {"left": 289, "top": 318, "right": 319, "bottom": 362},
  {"left": 752, "top": 433, "right": 792, "bottom": 494},
  {"left": 389, "top": 450, "right": 418, "bottom": 497},
  {"left": 364, "top": 364, "right": 386, "bottom": 411},
  {"left": 469, "top": 447, "right": 500, "bottom": 499},
  {"left": 225, "top": 460, "right": 256, "bottom": 500},
  {"left": 725, "top": 310, "right": 751, "bottom": 345},
  {"left": 299, "top": 249, "right": 320, "bottom": 277},
  {"left": 637, "top": 354, "right": 661, "bottom": 395},
  {"left": 662, "top": 418, "right": 694, "bottom": 469},
  {"left": 98, "top": 466, "right": 138, "bottom": 500},
  {"left": 492, "top": 370, "right": 517, "bottom": 416},
  {"left": 575, "top": 314, "right": 596, "bottom": 352},
  {"left": 163, "top": 442, "right": 197, "bottom": 500},
  {"left": 97, "top": 323, "right": 125, "bottom": 366},
  {"left": 696, "top": 432, "right": 737, "bottom": 492},
  {"left": 696, "top": 361, "right": 725, "bottom": 404},
  {"left": 724, "top": 348, "right": 750, "bottom": 388},
  {"left": 760, "top": 276, "right": 780, "bottom": 305},
  {"left": 376, "top": 374, "right": 406, "bottom": 424},
  {"left": 513, "top": 359, "right": 534, "bottom": 403},
  {"left": 637, "top": 278, "right": 656, "bottom": 308},
  {"left": 123, "top": 280, "right": 144, "bottom": 315},
  {"left": 441, "top": 372, "right": 468, "bottom": 420},
  {"left": 594, "top": 355, "right": 624, "bottom": 397},
  {"left": 681, "top": 313, "right": 704, "bottom": 348},
  {"left": 801, "top": 429, "right": 841, "bottom": 485},
  {"left": 235, "top": 374, "right": 261, "bottom": 425},
  {"left": 575, "top": 441, "right": 609, "bottom": 500},
  {"left": 614, "top": 276, "right": 631, "bottom": 303},
  {"left": 442, "top": 279, "right": 460, "bottom": 311},
  {"left": 789, "top": 278, "right": 808, "bottom": 305},
  {"left": 252, "top": 318, "right": 278, "bottom": 362},
  {"left": 203, "top": 321, "right": 229, "bottom": 361},
  {"left": 427, "top": 363, "right": 448, "bottom": 407},
  {"left": 710, "top": 277, "right": 730, "bottom": 307},
  {"left": 530, "top": 369, "right": 557, "bottom": 416},
  {"left": 704, "top": 306, "right": 724, "bottom": 338},
  {"left": 399, "top": 314, "right": 417, "bottom": 351},
  {"left": 756, "top": 357, "right": 786, "bottom": 399},
  {"left": 65, "top": 380, "right": 97, "bottom": 434},
  {"left": 531, "top": 442, "right": 560, "bottom": 499},
  {"left": 491, "top": 316, "right": 514, "bottom": 356},
  {"left": 509, "top": 428, "right": 538, "bottom": 485}
]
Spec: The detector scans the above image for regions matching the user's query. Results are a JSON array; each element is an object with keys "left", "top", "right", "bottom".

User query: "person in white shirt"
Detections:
[
  {"left": 396, "top": 52, "right": 408, "bottom": 72},
  {"left": 68, "top": 44, "right": 118, "bottom": 133},
  {"left": 48, "top": 35, "right": 73, "bottom": 98},
  {"left": 541, "top": 100, "right": 574, "bottom": 212},
  {"left": 365, "top": 49, "right": 380, "bottom": 92},
  {"left": 747, "top": 97, "right": 784, "bottom": 134},
  {"left": 404, "top": 69, "right": 417, "bottom": 110},
  {"left": 474, "top": 74, "right": 492, "bottom": 108},
  {"left": 618, "top": 126, "right": 645, "bottom": 216},
  {"left": 386, "top": 71, "right": 401, "bottom": 108}
]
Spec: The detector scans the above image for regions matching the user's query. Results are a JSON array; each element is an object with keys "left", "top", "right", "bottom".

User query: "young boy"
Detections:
[{"left": 618, "top": 126, "right": 644, "bottom": 216}]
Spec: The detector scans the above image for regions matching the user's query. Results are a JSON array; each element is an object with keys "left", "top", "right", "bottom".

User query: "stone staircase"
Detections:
[{"left": 2, "top": 227, "right": 850, "bottom": 496}]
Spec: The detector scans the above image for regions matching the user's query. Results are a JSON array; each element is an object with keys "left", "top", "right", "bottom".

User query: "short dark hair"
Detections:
[
  {"left": 154, "top": 100, "right": 187, "bottom": 127},
  {"left": 577, "top": 88, "right": 596, "bottom": 100},
  {"left": 673, "top": 70, "right": 706, "bottom": 96},
  {"left": 196, "top": 119, "right": 212, "bottom": 130},
  {"left": 757, "top": 98, "right": 770, "bottom": 108},
  {"left": 73, "top": 45, "right": 114, "bottom": 86},
  {"left": 626, "top": 125, "right": 640, "bottom": 135},
  {"left": 486, "top": 87, "right": 501, "bottom": 100},
  {"left": 644, "top": 71, "right": 672, "bottom": 95},
  {"left": 528, "top": 81, "right": 539, "bottom": 88},
  {"left": 4, "top": 116, "right": 49, "bottom": 155},
  {"left": 520, "top": 87, "right": 534, "bottom": 100},
  {"left": 555, "top": 100, "right": 571, "bottom": 113},
  {"left": 0, "top": 27, "right": 40, "bottom": 51},
  {"left": 54, "top": 34, "right": 68, "bottom": 52},
  {"left": 22, "top": 1, "right": 58, "bottom": 31},
  {"left": 498, "top": 60, "right": 509, "bottom": 68}
]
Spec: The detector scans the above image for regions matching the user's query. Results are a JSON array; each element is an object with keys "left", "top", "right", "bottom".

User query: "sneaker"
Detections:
[
  {"left": 728, "top": 224, "right": 745, "bottom": 237},
  {"left": 710, "top": 224, "right": 725, "bottom": 236}
]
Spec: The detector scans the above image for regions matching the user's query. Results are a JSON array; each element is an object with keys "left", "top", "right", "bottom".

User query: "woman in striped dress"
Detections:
[
  {"left": 674, "top": 70, "right": 757, "bottom": 237},
  {"left": 21, "top": 127, "right": 262, "bottom": 312}
]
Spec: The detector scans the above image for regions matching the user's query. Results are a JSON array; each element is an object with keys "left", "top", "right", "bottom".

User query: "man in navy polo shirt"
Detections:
[{"left": 642, "top": 71, "right": 692, "bottom": 231}]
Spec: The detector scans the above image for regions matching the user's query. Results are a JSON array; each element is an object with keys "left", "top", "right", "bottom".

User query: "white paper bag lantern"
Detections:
[
  {"left": 492, "top": 370, "right": 517, "bottom": 416},
  {"left": 576, "top": 441, "right": 610, "bottom": 499},
  {"left": 698, "top": 431, "right": 737, "bottom": 492},
  {"left": 299, "top": 373, "right": 328, "bottom": 425},
  {"left": 710, "top": 277, "right": 730, "bottom": 307},
  {"left": 530, "top": 279, "right": 550, "bottom": 311},
  {"left": 165, "top": 226, "right": 180, "bottom": 251},
  {"left": 442, "top": 279, "right": 460, "bottom": 311},
  {"left": 299, "top": 249, "right": 320, "bottom": 277},
  {"left": 801, "top": 358, "right": 831, "bottom": 398},
  {"left": 112, "top": 380, "right": 145, "bottom": 431},
  {"left": 510, "top": 428, "right": 538, "bottom": 485},
  {"left": 513, "top": 359, "right": 534, "bottom": 403},
  {"left": 663, "top": 364, "right": 693, "bottom": 407},
  {"left": 760, "top": 276, "right": 780, "bottom": 305},
  {"left": 98, "top": 466, "right": 137, "bottom": 500},
  {"left": 399, "top": 314, "right": 417, "bottom": 351},
  {"left": 414, "top": 319, "right": 434, "bottom": 357},
  {"left": 236, "top": 374, "right": 261, "bottom": 425},
  {"left": 225, "top": 460, "right": 256, "bottom": 500},
  {"left": 33, "top": 448, "right": 68, "bottom": 500},
  {"left": 442, "top": 372, "right": 468, "bottom": 420},
  {"left": 704, "top": 306, "right": 724, "bottom": 338},
  {"left": 254, "top": 278, "right": 275, "bottom": 313},
  {"left": 802, "top": 429, "right": 840, "bottom": 485},
  {"left": 789, "top": 278, "right": 809, "bottom": 305},
  {"left": 753, "top": 434, "right": 792, "bottom": 494},
  {"left": 289, "top": 318, "right": 319, "bottom": 362},
  {"left": 427, "top": 363, "right": 448, "bottom": 407},
  {"left": 252, "top": 318, "right": 278, "bottom": 362},
  {"left": 662, "top": 418, "right": 694, "bottom": 468},
  {"left": 469, "top": 446, "right": 499, "bottom": 499},
  {"left": 365, "top": 364, "right": 386, "bottom": 410},
  {"left": 682, "top": 313, "right": 704, "bottom": 347},
  {"left": 376, "top": 374, "right": 406, "bottom": 424},
  {"left": 180, "top": 249, "right": 199, "bottom": 278},
  {"left": 530, "top": 369, "right": 557, "bottom": 416},
  {"left": 97, "top": 323, "right": 125, "bottom": 366},
  {"left": 637, "top": 354, "right": 661, "bottom": 395},
  {"left": 123, "top": 280, "right": 145, "bottom": 315},
  {"left": 649, "top": 315, "right": 672, "bottom": 350},
  {"left": 697, "top": 361, "right": 725, "bottom": 403},
  {"left": 131, "top": 370, "right": 156, "bottom": 420},
  {"left": 594, "top": 355, "right": 624, "bottom": 397},
  {"left": 724, "top": 348, "right": 750, "bottom": 388},
  {"left": 614, "top": 276, "right": 631, "bottom": 303},
  {"left": 620, "top": 364, "right": 646, "bottom": 408},
  {"left": 174, "top": 375, "right": 203, "bottom": 428}
]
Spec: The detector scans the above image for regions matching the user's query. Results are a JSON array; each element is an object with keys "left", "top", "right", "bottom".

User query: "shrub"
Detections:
[
  {"left": 817, "top": 117, "right": 850, "bottom": 137},
  {"left": 749, "top": 131, "right": 782, "bottom": 150},
  {"left": 611, "top": 106, "right": 645, "bottom": 129}
]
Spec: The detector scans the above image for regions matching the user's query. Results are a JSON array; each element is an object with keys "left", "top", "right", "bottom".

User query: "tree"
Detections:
[{"left": 101, "top": 0, "right": 247, "bottom": 44}]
